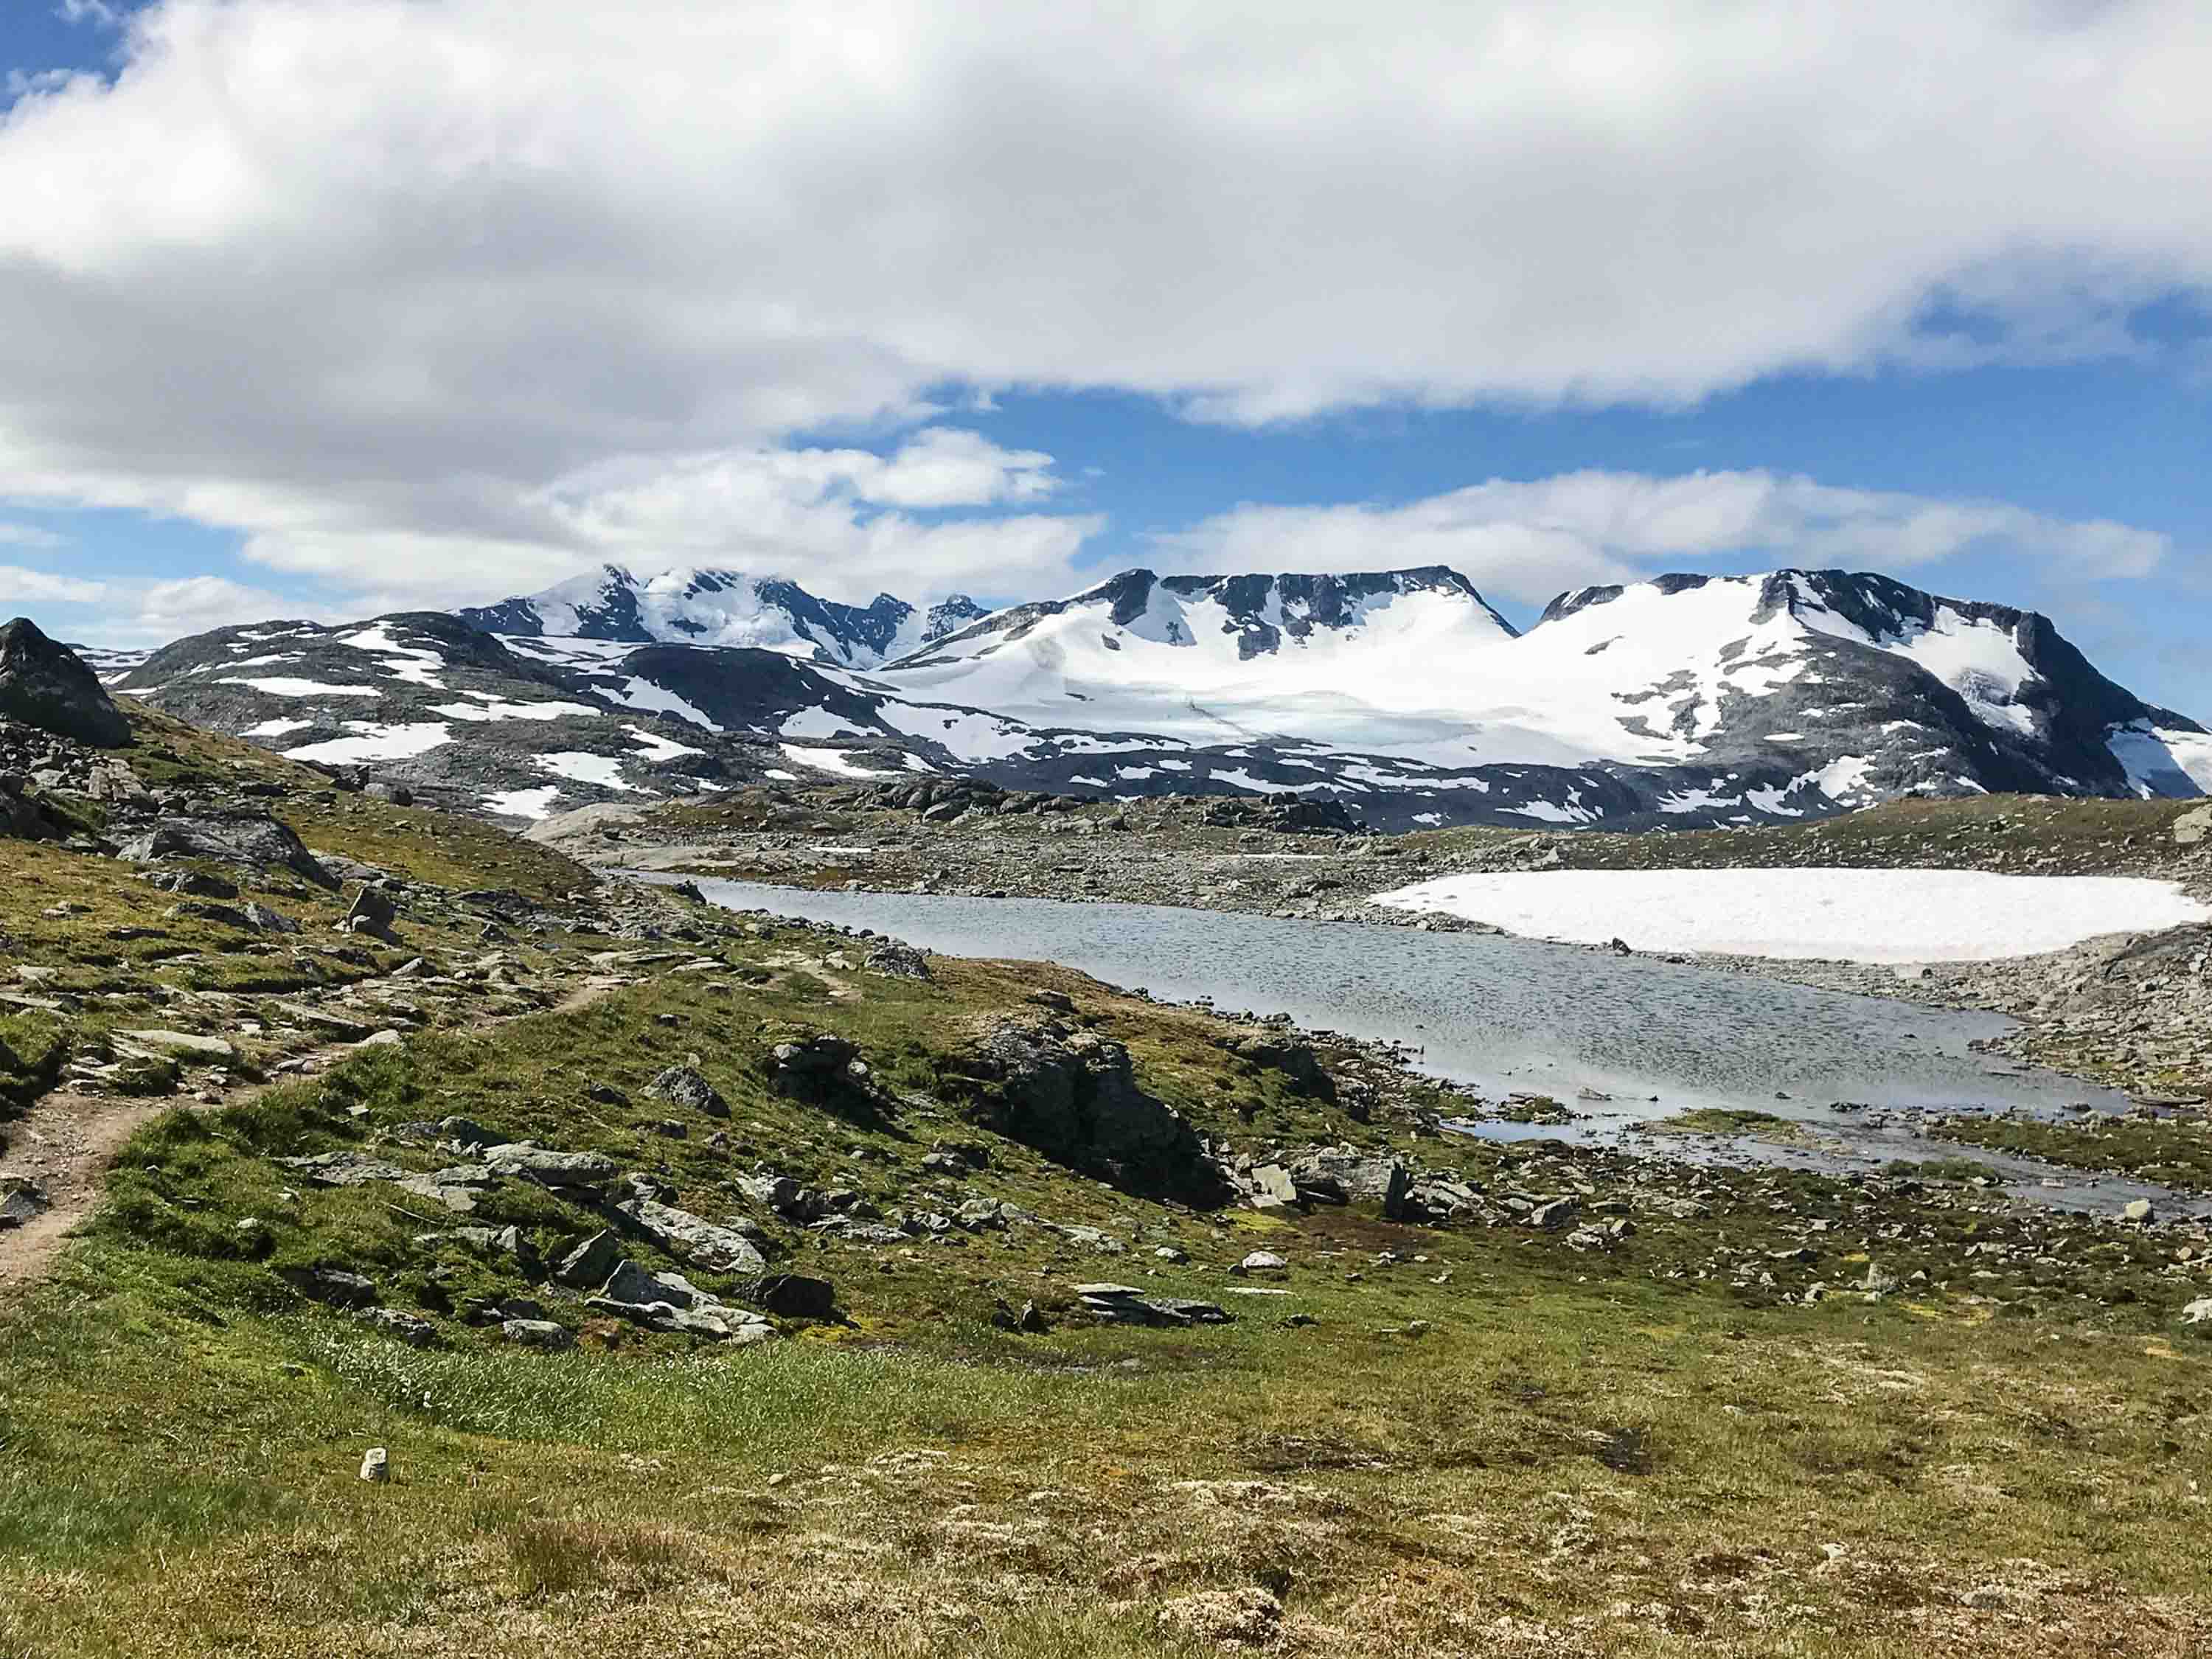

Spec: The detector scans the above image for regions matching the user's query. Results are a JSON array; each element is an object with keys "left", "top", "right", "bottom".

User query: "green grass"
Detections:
[
  {"left": 0, "top": 931, "right": 2206, "bottom": 1655},
  {"left": 1932, "top": 1112, "right": 2212, "bottom": 1192},
  {"left": 1882, "top": 1155, "right": 2005, "bottom": 1183},
  {"left": 0, "top": 700, "right": 603, "bottom": 1138},
  {"left": 5, "top": 751, "right": 2211, "bottom": 1653}
]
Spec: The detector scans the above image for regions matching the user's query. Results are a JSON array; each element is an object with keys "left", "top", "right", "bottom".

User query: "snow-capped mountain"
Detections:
[
  {"left": 458, "top": 565, "right": 988, "bottom": 669},
  {"left": 885, "top": 567, "right": 1522, "bottom": 748},
  {"left": 873, "top": 566, "right": 2212, "bottom": 818},
  {"left": 102, "top": 564, "right": 2211, "bottom": 832}
]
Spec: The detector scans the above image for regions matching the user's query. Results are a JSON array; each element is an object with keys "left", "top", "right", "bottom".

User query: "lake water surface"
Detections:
[
  {"left": 674, "top": 879, "right": 2115, "bottom": 1117},
  {"left": 664, "top": 878, "right": 2207, "bottom": 1213}
]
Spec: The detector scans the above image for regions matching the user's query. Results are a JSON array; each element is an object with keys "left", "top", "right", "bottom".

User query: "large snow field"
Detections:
[{"left": 1371, "top": 866, "right": 2212, "bottom": 964}]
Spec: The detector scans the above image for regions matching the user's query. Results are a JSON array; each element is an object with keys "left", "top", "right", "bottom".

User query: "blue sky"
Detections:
[{"left": 1, "top": 1, "right": 2209, "bottom": 716}]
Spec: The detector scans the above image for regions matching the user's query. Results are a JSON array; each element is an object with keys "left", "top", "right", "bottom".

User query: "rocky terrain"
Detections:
[{"left": 5, "top": 623, "right": 2212, "bottom": 1655}]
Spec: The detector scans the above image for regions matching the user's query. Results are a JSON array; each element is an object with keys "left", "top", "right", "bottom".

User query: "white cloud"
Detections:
[
  {"left": 0, "top": 522, "right": 66, "bottom": 549},
  {"left": 129, "top": 574, "right": 319, "bottom": 637},
  {"left": 1151, "top": 472, "right": 2172, "bottom": 605},
  {"left": 0, "top": 1, "right": 2197, "bottom": 608},
  {"left": 0, "top": 566, "right": 319, "bottom": 647},
  {"left": 535, "top": 436, "right": 1096, "bottom": 600},
  {"left": 0, "top": 562, "right": 104, "bottom": 602}
]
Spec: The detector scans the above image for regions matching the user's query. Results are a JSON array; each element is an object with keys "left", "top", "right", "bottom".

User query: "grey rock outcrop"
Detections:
[
  {"left": 553, "top": 1227, "right": 626, "bottom": 1289},
  {"left": 615, "top": 1196, "right": 766, "bottom": 1273},
  {"left": 647, "top": 1064, "right": 728, "bottom": 1118},
  {"left": 0, "top": 618, "right": 130, "bottom": 748},
  {"left": 972, "top": 1018, "right": 1201, "bottom": 1175},
  {"left": 122, "top": 813, "right": 338, "bottom": 889}
]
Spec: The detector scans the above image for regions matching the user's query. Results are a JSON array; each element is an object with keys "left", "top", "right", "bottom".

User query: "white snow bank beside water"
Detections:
[{"left": 1371, "top": 868, "right": 2212, "bottom": 964}]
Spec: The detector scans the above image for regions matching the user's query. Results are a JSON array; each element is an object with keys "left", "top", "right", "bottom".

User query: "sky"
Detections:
[{"left": 0, "top": 1, "right": 2208, "bottom": 714}]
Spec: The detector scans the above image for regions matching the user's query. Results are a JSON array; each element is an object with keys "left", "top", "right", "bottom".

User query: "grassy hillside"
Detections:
[
  {"left": 0, "top": 916, "right": 2207, "bottom": 1654},
  {"left": 3, "top": 726, "right": 2210, "bottom": 1655}
]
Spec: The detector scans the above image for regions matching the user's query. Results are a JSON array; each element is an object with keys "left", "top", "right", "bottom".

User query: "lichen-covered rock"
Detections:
[
  {"left": 647, "top": 1064, "right": 728, "bottom": 1117},
  {"left": 616, "top": 1196, "right": 766, "bottom": 1273}
]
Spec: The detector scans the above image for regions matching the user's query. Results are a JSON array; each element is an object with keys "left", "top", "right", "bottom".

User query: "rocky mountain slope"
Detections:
[
  {"left": 100, "top": 564, "right": 2212, "bottom": 832},
  {"left": 458, "top": 563, "right": 987, "bottom": 669}
]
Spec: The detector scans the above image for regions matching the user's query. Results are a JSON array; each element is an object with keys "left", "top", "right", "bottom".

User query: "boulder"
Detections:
[
  {"left": 1528, "top": 1196, "right": 1582, "bottom": 1231},
  {"left": 0, "top": 1175, "right": 49, "bottom": 1230},
  {"left": 763, "top": 1034, "right": 863, "bottom": 1102},
  {"left": 481, "top": 1144, "right": 617, "bottom": 1194},
  {"left": 1248, "top": 1162, "right": 1299, "bottom": 1210},
  {"left": 600, "top": 1258, "right": 695, "bottom": 1308},
  {"left": 360, "top": 1307, "right": 437, "bottom": 1347},
  {"left": 145, "top": 869, "right": 240, "bottom": 900},
  {"left": 1225, "top": 1034, "right": 1337, "bottom": 1102},
  {"left": 863, "top": 942, "right": 933, "bottom": 981},
  {"left": 118, "top": 1029, "right": 237, "bottom": 1063},
  {"left": 438, "top": 1115, "right": 504, "bottom": 1151},
  {"left": 615, "top": 1197, "right": 767, "bottom": 1273},
  {"left": 553, "top": 1227, "right": 625, "bottom": 1289},
  {"left": 275, "top": 1151, "right": 408, "bottom": 1187},
  {"left": 277, "top": 1264, "right": 379, "bottom": 1308},
  {"left": 1287, "top": 1150, "right": 1410, "bottom": 1219},
  {"left": 451, "top": 1223, "right": 543, "bottom": 1279},
  {"left": 745, "top": 1272, "right": 835, "bottom": 1319},
  {"left": 121, "top": 813, "right": 338, "bottom": 889},
  {"left": 0, "top": 780, "right": 60, "bottom": 843},
  {"left": 0, "top": 618, "right": 130, "bottom": 748},
  {"left": 344, "top": 884, "right": 399, "bottom": 937},
  {"left": 1076, "top": 1284, "right": 1233, "bottom": 1326},
  {"left": 647, "top": 1064, "right": 728, "bottom": 1118},
  {"left": 502, "top": 1318, "right": 574, "bottom": 1350},
  {"left": 973, "top": 1018, "right": 1200, "bottom": 1173}
]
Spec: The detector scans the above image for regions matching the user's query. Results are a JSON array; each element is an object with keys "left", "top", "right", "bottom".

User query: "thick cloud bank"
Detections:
[{"left": 0, "top": 1, "right": 2206, "bottom": 608}]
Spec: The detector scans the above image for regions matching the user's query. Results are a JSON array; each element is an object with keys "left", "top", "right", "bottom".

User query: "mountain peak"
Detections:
[{"left": 461, "top": 565, "right": 951, "bottom": 669}]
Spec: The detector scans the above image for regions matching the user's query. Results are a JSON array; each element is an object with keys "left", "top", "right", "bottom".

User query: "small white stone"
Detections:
[{"left": 358, "top": 1447, "right": 389, "bottom": 1484}]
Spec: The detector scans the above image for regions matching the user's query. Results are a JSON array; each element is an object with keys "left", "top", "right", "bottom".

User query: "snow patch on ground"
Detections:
[
  {"left": 481, "top": 785, "right": 564, "bottom": 819},
  {"left": 626, "top": 724, "right": 703, "bottom": 762},
  {"left": 222, "top": 677, "right": 384, "bottom": 698},
  {"left": 2107, "top": 722, "right": 2212, "bottom": 796},
  {"left": 336, "top": 623, "right": 449, "bottom": 689},
  {"left": 283, "top": 722, "right": 453, "bottom": 764},
  {"left": 538, "top": 752, "right": 635, "bottom": 791},
  {"left": 239, "top": 717, "right": 313, "bottom": 739},
  {"left": 606, "top": 676, "right": 726, "bottom": 733},
  {"left": 780, "top": 745, "right": 888, "bottom": 779},
  {"left": 433, "top": 695, "right": 605, "bottom": 722},
  {"left": 1372, "top": 868, "right": 2212, "bottom": 964}
]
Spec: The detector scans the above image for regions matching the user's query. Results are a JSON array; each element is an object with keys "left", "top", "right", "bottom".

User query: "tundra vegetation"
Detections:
[{"left": 0, "top": 689, "right": 2206, "bottom": 1656}]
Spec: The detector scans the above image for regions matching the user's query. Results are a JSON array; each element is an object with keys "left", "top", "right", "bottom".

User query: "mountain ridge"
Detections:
[
  {"left": 458, "top": 564, "right": 988, "bottom": 669},
  {"left": 100, "top": 561, "right": 2212, "bottom": 832}
]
